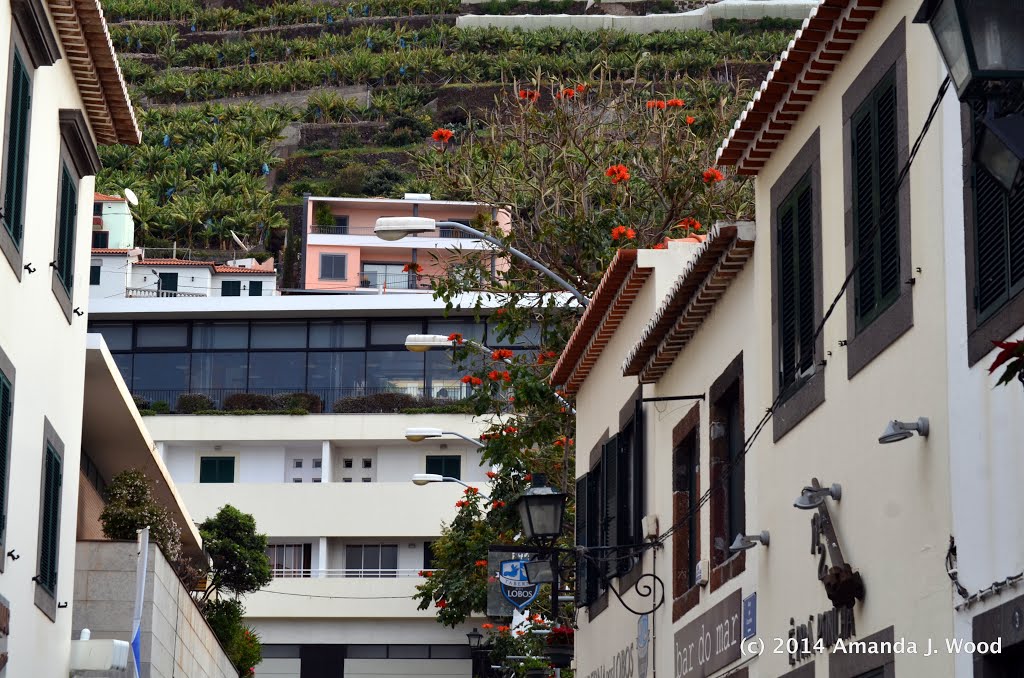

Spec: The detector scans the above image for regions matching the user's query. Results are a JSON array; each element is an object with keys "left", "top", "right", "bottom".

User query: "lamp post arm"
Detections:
[
  {"left": 442, "top": 476, "right": 492, "bottom": 500},
  {"left": 464, "top": 339, "right": 577, "bottom": 416},
  {"left": 436, "top": 222, "right": 589, "bottom": 307},
  {"left": 442, "top": 431, "right": 486, "bottom": 449}
]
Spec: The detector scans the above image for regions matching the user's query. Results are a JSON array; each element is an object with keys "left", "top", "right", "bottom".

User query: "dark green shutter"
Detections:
[
  {"left": 56, "top": 165, "right": 77, "bottom": 293},
  {"left": 575, "top": 474, "right": 589, "bottom": 605},
  {"left": 795, "top": 184, "right": 815, "bottom": 374},
  {"left": 200, "top": 456, "right": 234, "bottom": 483},
  {"left": 602, "top": 435, "right": 618, "bottom": 578},
  {"left": 777, "top": 173, "right": 816, "bottom": 393},
  {"left": 852, "top": 73, "right": 900, "bottom": 330},
  {"left": 159, "top": 273, "right": 178, "bottom": 292},
  {"left": 249, "top": 281, "right": 263, "bottom": 296},
  {"left": 90, "top": 265, "right": 101, "bottom": 285},
  {"left": 221, "top": 281, "right": 240, "bottom": 296},
  {"left": 778, "top": 200, "right": 797, "bottom": 389},
  {"left": 0, "top": 374, "right": 11, "bottom": 547},
  {"left": 38, "top": 446, "right": 62, "bottom": 594},
  {"left": 585, "top": 468, "right": 601, "bottom": 602},
  {"left": 3, "top": 52, "right": 31, "bottom": 247}
]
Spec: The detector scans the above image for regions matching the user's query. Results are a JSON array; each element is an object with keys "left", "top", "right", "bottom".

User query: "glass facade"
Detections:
[{"left": 89, "top": 317, "right": 538, "bottom": 411}]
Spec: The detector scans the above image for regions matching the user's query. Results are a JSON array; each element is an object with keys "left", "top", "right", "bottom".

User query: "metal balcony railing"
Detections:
[
  {"left": 358, "top": 271, "right": 426, "bottom": 290},
  {"left": 125, "top": 287, "right": 206, "bottom": 298},
  {"left": 310, "top": 224, "right": 472, "bottom": 239},
  {"left": 270, "top": 568, "right": 436, "bottom": 579}
]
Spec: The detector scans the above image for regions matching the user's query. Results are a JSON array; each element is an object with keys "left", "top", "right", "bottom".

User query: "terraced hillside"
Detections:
[{"left": 94, "top": 0, "right": 799, "bottom": 275}]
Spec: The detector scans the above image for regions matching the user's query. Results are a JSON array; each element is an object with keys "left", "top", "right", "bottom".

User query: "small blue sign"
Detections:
[
  {"left": 742, "top": 592, "right": 757, "bottom": 639},
  {"left": 498, "top": 559, "right": 540, "bottom": 610}
]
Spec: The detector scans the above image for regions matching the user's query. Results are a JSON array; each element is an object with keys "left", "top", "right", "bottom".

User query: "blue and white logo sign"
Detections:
[{"left": 498, "top": 559, "right": 540, "bottom": 610}]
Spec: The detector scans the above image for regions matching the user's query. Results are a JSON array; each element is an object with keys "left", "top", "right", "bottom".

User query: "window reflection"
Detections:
[
  {"left": 193, "top": 322, "right": 248, "bottom": 349},
  {"left": 133, "top": 353, "right": 190, "bottom": 390},
  {"left": 136, "top": 324, "right": 188, "bottom": 348},
  {"left": 191, "top": 353, "right": 248, "bottom": 390},
  {"left": 249, "top": 352, "right": 306, "bottom": 391},
  {"left": 370, "top": 321, "right": 421, "bottom": 346},
  {"left": 309, "top": 321, "right": 366, "bottom": 348},
  {"left": 250, "top": 322, "right": 307, "bottom": 349},
  {"left": 365, "top": 351, "right": 424, "bottom": 393},
  {"left": 307, "top": 352, "right": 366, "bottom": 393}
]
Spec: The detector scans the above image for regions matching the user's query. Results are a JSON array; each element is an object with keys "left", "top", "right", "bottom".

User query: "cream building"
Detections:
[
  {"left": 0, "top": 0, "right": 137, "bottom": 672},
  {"left": 558, "top": 1, "right": 1024, "bottom": 677}
]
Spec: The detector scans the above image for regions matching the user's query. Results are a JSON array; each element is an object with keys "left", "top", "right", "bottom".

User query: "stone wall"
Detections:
[{"left": 73, "top": 541, "right": 237, "bottom": 678}]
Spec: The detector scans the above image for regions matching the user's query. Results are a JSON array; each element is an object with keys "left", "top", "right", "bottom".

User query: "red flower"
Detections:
[
  {"left": 703, "top": 167, "right": 725, "bottom": 183},
  {"left": 679, "top": 217, "right": 702, "bottom": 233},
  {"left": 505, "top": 426, "right": 518, "bottom": 434},
  {"left": 419, "top": 570, "right": 432, "bottom": 577},
  {"left": 492, "top": 500, "right": 506, "bottom": 508},
  {"left": 496, "top": 308, "right": 506, "bottom": 315},
  {"left": 488, "top": 370, "right": 501, "bottom": 381},
  {"left": 492, "top": 349, "right": 514, "bottom": 360},
  {"left": 559, "top": 88, "right": 576, "bottom": 99},
  {"left": 611, "top": 225, "right": 636, "bottom": 241},
  {"left": 436, "top": 598, "right": 447, "bottom": 608},
  {"left": 431, "top": 128, "right": 454, "bottom": 143},
  {"left": 402, "top": 263, "right": 422, "bottom": 273},
  {"left": 486, "top": 470, "right": 497, "bottom": 479},
  {"left": 605, "top": 164, "right": 630, "bottom": 184},
  {"left": 667, "top": 98, "right": 685, "bottom": 107},
  {"left": 653, "top": 241, "right": 668, "bottom": 250},
  {"left": 524, "top": 473, "right": 533, "bottom": 482},
  {"left": 501, "top": 371, "right": 512, "bottom": 382},
  {"left": 518, "top": 89, "right": 529, "bottom": 99},
  {"left": 686, "top": 115, "right": 696, "bottom": 125},
  {"left": 576, "top": 83, "right": 586, "bottom": 92},
  {"left": 475, "top": 559, "right": 488, "bottom": 567},
  {"left": 645, "top": 100, "right": 666, "bottom": 110},
  {"left": 516, "top": 630, "right": 525, "bottom": 636},
  {"left": 455, "top": 500, "right": 468, "bottom": 508},
  {"left": 463, "top": 486, "right": 479, "bottom": 495},
  {"left": 471, "top": 376, "right": 483, "bottom": 386},
  {"left": 447, "top": 332, "right": 464, "bottom": 344},
  {"left": 482, "top": 623, "right": 494, "bottom": 629},
  {"left": 498, "top": 625, "right": 510, "bottom": 633},
  {"left": 546, "top": 351, "right": 556, "bottom": 358},
  {"left": 461, "top": 375, "right": 473, "bottom": 384}
]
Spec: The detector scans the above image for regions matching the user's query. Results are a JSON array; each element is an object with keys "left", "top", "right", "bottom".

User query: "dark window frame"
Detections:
[
  {"left": 199, "top": 456, "right": 235, "bottom": 483},
  {"left": 221, "top": 280, "right": 241, "bottom": 297},
  {"left": 708, "top": 353, "right": 745, "bottom": 591},
  {"left": 671, "top": 403, "right": 700, "bottom": 623},
  {"left": 249, "top": 280, "right": 263, "bottom": 297},
  {"left": 962, "top": 101, "right": 1024, "bottom": 365},
  {"left": 770, "top": 130, "right": 825, "bottom": 442},
  {"left": 35, "top": 418, "right": 64, "bottom": 621},
  {"left": 1, "top": 41, "right": 32, "bottom": 278},
  {"left": 425, "top": 455, "right": 461, "bottom": 480},
  {"left": 0, "top": 345, "right": 14, "bottom": 574},
  {"left": 89, "top": 259, "right": 101, "bottom": 285},
  {"left": 319, "top": 253, "right": 348, "bottom": 280},
  {"left": 158, "top": 272, "right": 178, "bottom": 293},
  {"left": 842, "top": 20, "right": 914, "bottom": 378},
  {"left": 51, "top": 159, "right": 79, "bottom": 322}
]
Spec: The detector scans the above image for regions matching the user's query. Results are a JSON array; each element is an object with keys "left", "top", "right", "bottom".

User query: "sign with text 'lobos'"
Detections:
[{"left": 487, "top": 551, "right": 540, "bottom": 617}]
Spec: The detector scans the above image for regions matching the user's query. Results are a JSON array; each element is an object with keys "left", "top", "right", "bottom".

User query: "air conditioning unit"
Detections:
[
  {"left": 694, "top": 560, "right": 709, "bottom": 587},
  {"left": 70, "top": 630, "right": 130, "bottom": 671}
]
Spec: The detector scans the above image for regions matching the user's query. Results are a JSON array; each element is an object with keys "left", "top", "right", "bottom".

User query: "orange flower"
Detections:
[
  {"left": 402, "top": 263, "right": 422, "bottom": 273},
  {"left": 498, "top": 625, "right": 510, "bottom": 633},
  {"left": 461, "top": 375, "right": 473, "bottom": 384},
  {"left": 667, "top": 98, "right": 685, "bottom": 107},
  {"left": 562, "top": 88, "right": 575, "bottom": 99},
  {"left": 532, "top": 614, "right": 544, "bottom": 623},
  {"left": 488, "top": 370, "right": 500, "bottom": 381},
  {"left": 686, "top": 115, "right": 696, "bottom": 125},
  {"left": 516, "top": 630, "right": 525, "bottom": 636},
  {"left": 605, "top": 164, "right": 630, "bottom": 184},
  {"left": 611, "top": 225, "right": 636, "bottom": 241},
  {"left": 645, "top": 99, "right": 667, "bottom": 110},
  {"left": 482, "top": 623, "right": 494, "bottom": 629},
  {"left": 447, "top": 332, "right": 464, "bottom": 344},
  {"left": 679, "top": 217, "right": 702, "bottom": 232},
  {"left": 419, "top": 570, "right": 432, "bottom": 577},
  {"left": 486, "top": 471, "right": 497, "bottom": 479},
  {"left": 653, "top": 241, "right": 668, "bottom": 250},
  {"left": 492, "top": 500, "right": 506, "bottom": 508},
  {"left": 464, "top": 486, "right": 479, "bottom": 495},
  {"left": 471, "top": 376, "right": 483, "bottom": 386},
  {"left": 504, "top": 426, "right": 518, "bottom": 434},
  {"left": 475, "top": 559, "right": 488, "bottom": 567},
  {"left": 431, "top": 128, "right": 454, "bottom": 143},
  {"left": 455, "top": 500, "right": 468, "bottom": 508},
  {"left": 703, "top": 167, "right": 725, "bottom": 183},
  {"left": 501, "top": 371, "right": 512, "bottom": 382},
  {"left": 491, "top": 349, "right": 514, "bottom": 360}
]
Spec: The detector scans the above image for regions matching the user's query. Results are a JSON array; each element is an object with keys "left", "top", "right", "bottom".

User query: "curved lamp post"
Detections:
[
  {"left": 405, "top": 427, "right": 485, "bottom": 449},
  {"left": 374, "top": 217, "right": 589, "bottom": 307},
  {"left": 410, "top": 473, "right": 492, "bottom": 499}
]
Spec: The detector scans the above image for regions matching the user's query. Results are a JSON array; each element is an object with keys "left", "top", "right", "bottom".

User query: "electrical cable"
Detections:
[{"left": 654, "top": 75, "right": 952, "bottom": 546}]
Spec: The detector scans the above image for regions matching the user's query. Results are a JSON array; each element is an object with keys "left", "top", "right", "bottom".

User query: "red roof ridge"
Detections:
[{"left": 94, "top": 192, "right": 126, "bottom": 202}]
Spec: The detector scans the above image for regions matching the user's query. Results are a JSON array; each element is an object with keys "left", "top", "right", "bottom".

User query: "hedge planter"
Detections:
[
  {"left": 524, "top": 670, "right": 548, "bottom": 678},
  {"left": 546, "top": 645, "right": 573, "bottom": 668}
]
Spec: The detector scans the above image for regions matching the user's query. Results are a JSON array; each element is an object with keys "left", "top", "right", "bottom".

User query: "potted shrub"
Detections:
[
  {"left": 520, "top": 656, "right": 550, "bottom": 678},
  {"left": 545, "top": 625, "right": 573, "bottom": 668}
]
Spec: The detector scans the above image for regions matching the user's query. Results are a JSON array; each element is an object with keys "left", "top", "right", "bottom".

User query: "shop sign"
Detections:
[
  {"left": 584, "top": 639, "right": 635, "bottom": 678},
  {"left": 486, "top": 550, "right": 540, "bottom": 617},
  {"left": 673, "top": 590, "right": 742, "bottom": 678},
  {"left": 787, "top": 606, "right": 856, "bottom": 665}
]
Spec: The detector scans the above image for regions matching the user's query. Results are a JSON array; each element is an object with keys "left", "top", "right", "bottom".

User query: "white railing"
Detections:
[
  {"left": 271, "top": 568, "right": 437, "bottom": 579},
  {"left": 126, "top": 287, "right": 205, "bottom": 298}
]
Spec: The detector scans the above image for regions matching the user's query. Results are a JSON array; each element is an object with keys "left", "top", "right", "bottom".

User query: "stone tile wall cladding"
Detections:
[{"left": 73, "top": 541, "right": 236, "bottom": 678}]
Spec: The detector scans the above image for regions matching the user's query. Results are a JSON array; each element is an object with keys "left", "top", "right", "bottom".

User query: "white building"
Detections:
[
  {"left": 557, "top": 1, "right": 1024, "bottom": 677},
  {"left": 86, "top": 294, "right": 531, "bottom": 677},
  {"left": 0, "top": 0, "right": 138, "bottom": 671}
]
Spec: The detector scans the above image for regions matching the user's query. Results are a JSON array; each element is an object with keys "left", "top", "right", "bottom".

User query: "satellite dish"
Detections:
[
  {"left": 230, "top": 230, "right": 250, "bottom": 251},
  {"left": 123, "top": 188, "right": 139, "bottom": 206}
]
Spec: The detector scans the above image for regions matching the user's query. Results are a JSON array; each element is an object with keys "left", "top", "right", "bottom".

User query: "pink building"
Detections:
[{"left": 301, "top": 194, "right": 509, "bottom": 292}]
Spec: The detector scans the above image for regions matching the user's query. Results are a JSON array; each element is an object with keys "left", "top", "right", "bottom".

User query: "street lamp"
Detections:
[
  {"left": 466, "top": 627, "right": 483, "bottom": 649},
  {"left": 914, "top": 0, "right": 1024, "bottom": 101},
  {"left": 514, "top": 474, "right": 568, "bottom": 542},
  {"left": 410, "top": 473, "right": 492, "bottom": 499},
  {"left": 405, "top": 427, "right": 485, "bottom": 449},
  {"left": 373, "top": 217, "right": 589, "bottom": 307}
]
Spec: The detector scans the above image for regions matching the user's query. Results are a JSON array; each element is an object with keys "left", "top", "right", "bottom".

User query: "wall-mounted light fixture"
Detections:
[
  {"left": 710, "top": 420, "right": 727, "bottom": 441},
  {"left": 878, "top": 417, "right": 930, "bottom": 444},
  {"left": 729, "top": 531, "right": 770, "bottom": 552},
  {"left": 794, "top": 483, "right": 842, "bottom": 510}
]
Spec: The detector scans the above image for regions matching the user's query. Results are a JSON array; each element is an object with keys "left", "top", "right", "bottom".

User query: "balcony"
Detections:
[
  {"left": 310, "top": 224, "right": 472, "bottom": 239},
  {"left": 246, "top": 574, "right": 432, "bottom": 619},
  {"left": 126, "top": 287, "right": 205, "bottom": 298},
  {"left": 358, "top": 271, "right": 429, "bottom": 291},
  {"left": 270, "top": 568, "right": 432, "bottom": 578}
]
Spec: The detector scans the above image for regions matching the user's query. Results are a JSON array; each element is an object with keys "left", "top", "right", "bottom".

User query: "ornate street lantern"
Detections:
[{"left": 515, "top": 474, "right": 567, "bottom": 541}]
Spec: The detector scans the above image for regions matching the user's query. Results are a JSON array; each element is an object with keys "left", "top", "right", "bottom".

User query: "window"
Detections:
[
  {"left": 672, "top": 424, "right": 699, "bottom": 608},
  {"left": 425, "top": 455, "right": 460, "bottom": 479},
  {"left": 423, "top": 541, "right": 435, "bottom": 570},
  {"left": 0, "top": 366, "right": 12, "bottom": 570},
  {"left": 249, "top": 281, "right": 263, "bottom": 297},
  {"left": 362, "top": 263, "right": 413, "bottom": 289},
  {"left": 709, "top": 354, "right": 745, "bottom": 591},
  {"left": 313, "top": 478, "right": 321, "bottom": 483},
  {"left": 313, "top": 459, "right": 322, "bottom": 469},
  {"left": 192, "top": 322, "right": 248, "bottom": 349},
  {"left": 343, "top": 458, "right": 353, "bottom": 468},
  {"left": 36, "top": 421, "right": 64, "bottom": 621},
  {"left": 93, "top": 202, "right": 102, "bottom": 216},
  {"left": 851, "top": 75, "right": 901, "bottom": 330},
  {"left": 221, "top": 280, "right": 241, "bottom": 297},
  {"left": 91, "top": 231, "right": 109, "bottom": 248},
  {"left": 293, "top": 459, "right": 303, "bottom": 469},
  {"left": 158, "top": 272, "right": 178, "bottom": 293},
  {"left": 361, "top": 477, "right": 371, "bottom": 483},
  {"left": 440, "top": 219, "right": 470, "bottom": 238},
  {"left": 333, "top": 215, "right": 349, "bottom": 232},
  {"left": 52, "top": 162, "right": 78, "bottom": 315},
  {"left": 90, "top": 259, "right": 101, "bottom": 285},
  {"left": 2, "top": 50, "right": 31, "bottom": 266},
  {"left": 345, "top": 544, "right": 398, "bottom": 577},
  {"left": 309, "top": 321, "right": 365, "bottom": 348},
  {"left": 136, "top": 323, "right": 188, "bottom": 348},
  {"left": 292, "top": 478, "right": 302, "bottom": 483},
  {"left": 965, "top": 97, "right": 1024, "bottom": 364},
  {"left": 576, "top": 462, "right": 601, "bottom": 607},
  {"left": 267, "top": 543, "right": 311, "bottom": 577},
  {"left": 250, "top": 322, "right": 305, "bottom": 349},
  {"left": 362, "top": 458, "right": 372, "bottom": 469},
  {"left": 776, "top": 174, "right": 816, "bottom": 395},
  {"left": 320, "top": 253, "right": 347, "bottom": 280},
  {"left": 199, "top": 456, "right": 234, "bottom": 483},
  {"left": 342, "top": 477, "right": 353, "bottom": 483}
]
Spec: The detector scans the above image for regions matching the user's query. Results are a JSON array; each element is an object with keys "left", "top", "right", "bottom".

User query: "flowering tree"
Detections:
[{"left": 412, "top": 71, "right": 755, "bottom": 630}]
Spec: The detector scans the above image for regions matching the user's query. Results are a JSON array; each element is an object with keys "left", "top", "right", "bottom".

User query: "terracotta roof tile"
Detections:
[
  {"left": 91, "top": 248, "right": 131, "bottom": 255},
  {"left": 214, "top": 266, "right": 277, "bottom": 275},
  {"left": 139, "top": 258, "right": 215, "bottom": 268},
  {"left": 94, "top": 192, "right": 125, "bottom": 202}
]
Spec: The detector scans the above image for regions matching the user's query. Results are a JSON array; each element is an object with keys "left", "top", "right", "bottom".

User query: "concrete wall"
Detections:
[
  {"left": 73, "top": 541, "right": 237, "bottom": 678},
  {"left": 91, "top": 253, "right": 135, "bottom": 299},
  {"left": 132, "top": 266, "right": 214, "bottom": 296},
  {"left": 77, "top": 471, "right": 107, "bottom": 541}
]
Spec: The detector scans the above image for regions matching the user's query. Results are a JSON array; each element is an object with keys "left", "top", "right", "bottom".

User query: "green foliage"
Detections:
[
  {"left": 204, "top": 599, "right": 263, "bottom": 678},
  {"left": 152, "top": 401, "right": 170, "bottom": 414},
  {"left": 176, "top": 392, "right": 215, "bottom": 413},
  {"left": 198, "top": 505, "right": 272, "bottom": 600},
  {"left": 100, "top": 469, "right": 183, "bottom": 562}
]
